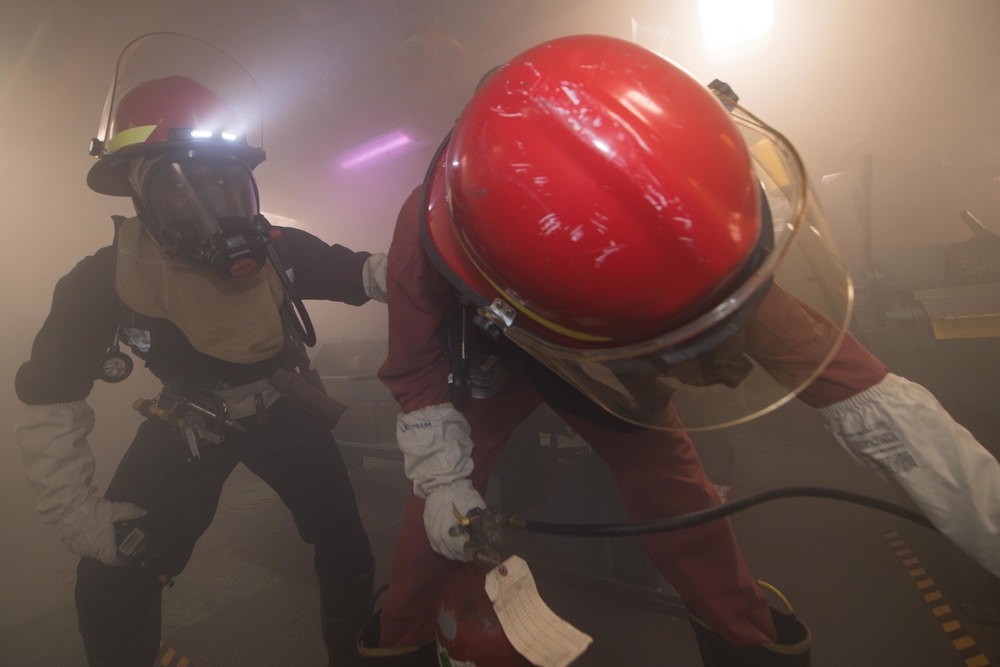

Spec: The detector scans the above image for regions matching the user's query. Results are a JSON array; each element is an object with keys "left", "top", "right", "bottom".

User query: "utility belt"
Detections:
[{"left": 133, "top": 368, "right": 348, "bottom": 460}]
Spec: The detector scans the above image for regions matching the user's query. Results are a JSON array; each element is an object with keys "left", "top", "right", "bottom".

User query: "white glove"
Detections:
[
  {"left": 424, "top": 479, "right": 488, "bottom": 560},
  {"left": 817, "top": 373, "right": 1000, "bottom": 578},
  {"left": 397, "top": 403, "right": 487, "bottom": 561},
  {"left": 363, "top": 252, "right": 388, "bottom": 303},
  {"left": 15, "top": 400, "right": 147, "bottom": 566}
]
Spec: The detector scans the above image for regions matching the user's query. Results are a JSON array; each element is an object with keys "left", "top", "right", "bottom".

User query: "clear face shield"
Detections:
[
  {"left": 429, "top": 100, "right": 852, "bottom": 432},
  {"left": 92, "top": 32, "right": 264, "bottom": 162}
]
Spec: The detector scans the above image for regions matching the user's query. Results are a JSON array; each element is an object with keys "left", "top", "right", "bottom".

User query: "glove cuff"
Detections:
[
  {"left": 397, "top": 403, "right": 476, "bottom": 497},
  {"left": 16, "top": 400, "right": 98, "bottom": 522}
]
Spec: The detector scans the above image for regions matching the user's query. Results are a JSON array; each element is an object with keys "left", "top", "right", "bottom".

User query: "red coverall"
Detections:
[{"left": 376, "top": 187, "right": 887, "bottom": 649}]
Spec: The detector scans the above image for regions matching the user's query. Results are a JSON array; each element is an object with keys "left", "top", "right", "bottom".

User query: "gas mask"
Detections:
[{"left": 135, "top": 156, "right": 269, "bottom": 279}]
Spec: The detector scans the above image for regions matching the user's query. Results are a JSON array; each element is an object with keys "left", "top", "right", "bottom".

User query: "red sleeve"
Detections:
[
  {"left": 376, "top": 187, "right": 455, "bottom": 413},
  {"left": 744, "top": 283, "right": 888, "bottom": 409}
]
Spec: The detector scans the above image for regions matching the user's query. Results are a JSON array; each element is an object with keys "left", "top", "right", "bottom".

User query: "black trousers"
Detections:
[{"left": 75, "top": 397, "right": 374, "bottom": 667}]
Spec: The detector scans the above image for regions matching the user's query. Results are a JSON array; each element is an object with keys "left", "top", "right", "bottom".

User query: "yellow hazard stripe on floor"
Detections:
[
  {"left": 884, "top": 531, "right": 993, "bottom": 667},
  {"left": 158, "top": 641, "right": 194, "bottom": 666}
]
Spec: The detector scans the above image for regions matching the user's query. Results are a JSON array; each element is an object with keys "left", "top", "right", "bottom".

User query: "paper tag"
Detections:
[{"left": 484, "top": 556, "right": 593, "bottom": 667}]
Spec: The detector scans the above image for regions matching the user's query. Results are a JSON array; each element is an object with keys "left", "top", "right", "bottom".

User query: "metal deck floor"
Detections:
[{"left": 2, "top": 400, "right": 998, "bottom": 666}]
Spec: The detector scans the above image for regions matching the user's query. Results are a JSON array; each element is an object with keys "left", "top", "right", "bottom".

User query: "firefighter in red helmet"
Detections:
[
  {"left": 88, "top": 70, "right": 270, "bottom": 279},
  {"left": 367, "top": 34, "right": 1000, "bottom": 665},
  {"left": 14, "top": 33, "right": 387, "bottom": 666}
]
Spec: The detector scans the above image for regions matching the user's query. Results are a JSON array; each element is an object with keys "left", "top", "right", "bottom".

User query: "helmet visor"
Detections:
[
  {"left": 486, "top": 103, "right": 853, "bottom": 431},
  {"left": 93, "top": 33, "right": 263, "bottom": 167}
]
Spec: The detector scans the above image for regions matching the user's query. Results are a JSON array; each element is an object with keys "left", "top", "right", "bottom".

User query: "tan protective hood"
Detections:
[{"left": 115, "top": 217, "right": 285, "bottom": 364}]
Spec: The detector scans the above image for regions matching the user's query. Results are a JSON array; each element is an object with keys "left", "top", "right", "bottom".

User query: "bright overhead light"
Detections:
[
  {"left": 697, "top": 0, "right": 775, "bottom": 61},
  {"left": 337, "top": 130, "right": 416, "bottom": 170}
]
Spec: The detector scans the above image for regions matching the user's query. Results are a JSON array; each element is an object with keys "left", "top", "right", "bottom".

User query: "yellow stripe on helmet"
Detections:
[
  {"left": 459, "top": 241, "right": 613, "bottom": 344},
  {"left": 105, "top": 125, "right": 157, "bottom": 153}
]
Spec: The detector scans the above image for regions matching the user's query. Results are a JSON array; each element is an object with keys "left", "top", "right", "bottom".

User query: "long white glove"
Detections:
[
  {"left": 817, "top": 373, "right": 1000, "bottom": 578},
  {"left": 15, "top": 400, "right": 147, "bottom": 566},
  {"left": 396, "top": 403, "right": 487, "bottom": 560},
  {"left": 363, "top": 252, "right": 388, "bottom": 303}
]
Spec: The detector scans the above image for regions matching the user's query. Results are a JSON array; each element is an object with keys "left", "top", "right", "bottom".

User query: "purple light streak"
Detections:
[{"left": 337, "top": 130, "right": 413, "bottom": 169}]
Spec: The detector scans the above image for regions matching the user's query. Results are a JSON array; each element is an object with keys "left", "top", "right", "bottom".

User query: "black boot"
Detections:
[
  {"left": 316, "top": 563, "right": 376, "bottom": 666},
  {"left": 689, "top": 584, "right": 811, "bottom": 667},
  {"left": 356, "top": 608, "right": 437, "bottom": 666}
]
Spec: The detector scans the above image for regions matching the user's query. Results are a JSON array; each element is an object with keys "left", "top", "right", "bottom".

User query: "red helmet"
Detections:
[
  {"left": 436, "top": 565, "right": 533, "bottom": 667},
  {"left": 88, "top": 74, "right": 264, "bottom": 196},
  {"left": 88, "top": 33, "right": 266, "bottom": 196},
  {"left": 422, "top": 35, "right": 852, "bottom": 430},
  {"left": 426, "top": 34, "right": 760, "bottom": 348}
]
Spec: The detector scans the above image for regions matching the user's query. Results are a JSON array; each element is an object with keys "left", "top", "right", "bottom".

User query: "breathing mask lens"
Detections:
[{"left": 145, "top": 160, "right": 267, "bottom": 278}]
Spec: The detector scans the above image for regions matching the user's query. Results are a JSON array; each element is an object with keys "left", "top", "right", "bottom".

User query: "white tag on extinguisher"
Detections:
[{"left": 484, "top": 556, "right": 592, "bottom": 667}]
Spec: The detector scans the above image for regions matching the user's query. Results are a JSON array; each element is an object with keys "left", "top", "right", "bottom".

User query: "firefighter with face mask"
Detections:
[
  {"left": 14, "top": 33, "right": 387, "bottom": 666},
  {"left": 366, "top": 35, "right": 1000, "bottom": 666}
]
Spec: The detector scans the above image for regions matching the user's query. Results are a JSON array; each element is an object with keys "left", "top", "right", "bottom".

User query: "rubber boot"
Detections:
[
  {"left": 317, "top": 563, "right": 376, "bottom": 666},
  {"left": 357, "top": 609, "right": 437, "bottom": 666},
  {"left": 689, "top": 588, "right": 811, "bottom": 667},
  {"left": 76, "top": 557, "right": 164, "bottom": 667}
]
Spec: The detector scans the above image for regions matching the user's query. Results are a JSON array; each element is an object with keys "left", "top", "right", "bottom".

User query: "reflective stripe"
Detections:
[
  {"left": 106, "top": 124, "right": 157, "bottom": 152},
  {"left": 459, "top": 242, "right": 614, "bottom": 344}
]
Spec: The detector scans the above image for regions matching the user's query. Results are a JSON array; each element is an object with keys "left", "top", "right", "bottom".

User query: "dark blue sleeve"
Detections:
[
  {"left": 275, "top": 226, "right": 373, "bottom": 306},
  {"left": 15, "top": 246, "right": 120, "bottom": 405}
]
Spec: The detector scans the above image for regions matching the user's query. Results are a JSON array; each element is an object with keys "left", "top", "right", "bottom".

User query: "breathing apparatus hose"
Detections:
[
  {"left": 500, "top": 486, "right": 938, "bottom": 536},
  {"left": 256, "top": 216, "right": 317, "bottom": 348}
]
